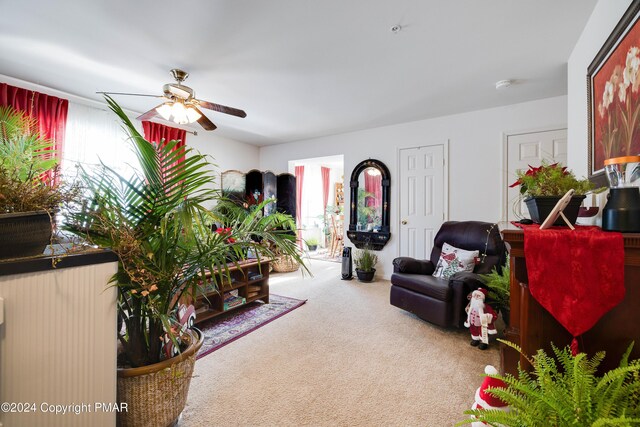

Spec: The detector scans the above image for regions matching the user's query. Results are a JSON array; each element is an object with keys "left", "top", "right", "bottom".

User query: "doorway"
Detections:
[
  {"left": 398, "top": 144, "right": 447, "bottom": 260},
  {"left": 504, "top": 128, "right": 567, "bottom": 222},
  {"left": 289, "top": 155, "right": 344, "bottom": 261}
]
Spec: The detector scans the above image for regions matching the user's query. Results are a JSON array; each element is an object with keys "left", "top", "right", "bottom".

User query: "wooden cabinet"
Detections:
[
  {"left": 501, "top": 225, "right": 640, "bottom": 376},
  {"left": 193, "top": 259, "right": 270, "bottom": 324}
]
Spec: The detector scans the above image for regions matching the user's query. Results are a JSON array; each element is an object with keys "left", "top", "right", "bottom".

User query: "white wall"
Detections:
[
  {"left": 567, "top": 0, "right": 632, "bottom": 176},
  {"left": 187, "top": 131, "right": 259, "bottom": 184},
  {"left": 260, "top": 96, "right": 568, "bottom": 278}
]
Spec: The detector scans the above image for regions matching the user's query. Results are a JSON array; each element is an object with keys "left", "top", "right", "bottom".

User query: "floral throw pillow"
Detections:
[{"left": 433, "top": 243, "right": 479, "bottom": 280}]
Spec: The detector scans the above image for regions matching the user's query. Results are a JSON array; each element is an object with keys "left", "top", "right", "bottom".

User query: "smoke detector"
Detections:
[
  {"left": 390, "top": 25, "right": 402, "bottom": 34},
  {"left": 495, "top": 79, "right": 514, "bottom": 90}
]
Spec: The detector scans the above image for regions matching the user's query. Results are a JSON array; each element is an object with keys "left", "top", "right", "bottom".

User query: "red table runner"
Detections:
[{"left": 514, "top": 223, "right": 625, "bottom": 354}]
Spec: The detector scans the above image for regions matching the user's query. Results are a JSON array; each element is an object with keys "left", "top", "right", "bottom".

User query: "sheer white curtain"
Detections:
[{"left": 62, "top": 102, "right": 141, "bottom": 181}]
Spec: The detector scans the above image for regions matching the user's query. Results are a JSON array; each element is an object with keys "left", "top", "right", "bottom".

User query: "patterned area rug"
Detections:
[{"left": 196, "top": 294, "right": 306, "bottom": 360}]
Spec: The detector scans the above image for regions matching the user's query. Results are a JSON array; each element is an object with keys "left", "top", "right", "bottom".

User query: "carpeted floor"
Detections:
[
  {"left": 182, "top": 259, "right": 500, "bottom": 426},
  {"left": 308, "top": 248, "right": 341, "bottom": 263}
]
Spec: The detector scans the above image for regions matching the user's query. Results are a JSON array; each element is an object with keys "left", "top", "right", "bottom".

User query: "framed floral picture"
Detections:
[{"left": 588, "top": 0, "right": 640, "bottom": 185}]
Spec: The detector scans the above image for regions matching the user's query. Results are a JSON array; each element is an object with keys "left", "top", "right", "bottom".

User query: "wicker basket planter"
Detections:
[
  {"left": 117, "top": 328, "right": 204, "bottom": 427},
  {"left": 0, "top": 211, "right": 52, "bottom": 259},
  {"left": 271, "top": 255, "right": 300, "bottom": 273}
]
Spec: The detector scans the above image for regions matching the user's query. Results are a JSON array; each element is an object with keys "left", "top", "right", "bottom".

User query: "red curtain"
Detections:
[
  {"left": 364, "top": 170, "right": 382, "bottom": 207},
  {"left": 295, "top": 165, "right": 305, "bottom": 248},
  {"left": 142, "top": 121, "right": 186, "bottom": 174},
  {"left": 0, "top": 83, "right": 69, "bottom": 184},
  {"left": 321, "top": 166, "right": 330, "bottom": 214}
]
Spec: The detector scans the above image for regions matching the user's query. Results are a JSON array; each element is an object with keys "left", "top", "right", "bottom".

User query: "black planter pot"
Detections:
[
  {"left": 356, "top": 268, "right": 376, "bottom": 282},
  {"left": 0, "top": 211, "right": 52, "bottom": 259},
  {"left": 524, "top": 195, "right": 586, "bottom": 226},
  {"left": 307, "top": 244, "right": 318, "bottom": 252}
]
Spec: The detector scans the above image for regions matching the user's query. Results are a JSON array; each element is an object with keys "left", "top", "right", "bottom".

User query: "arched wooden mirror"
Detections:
[{"left": 347, "top": 159, "right": 390, "bottom": 250}]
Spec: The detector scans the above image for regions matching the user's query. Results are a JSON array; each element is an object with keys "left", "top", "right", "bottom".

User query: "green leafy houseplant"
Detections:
[
  {"left": 458, "top": 341, "right": 640, "bottom": 426},
  {"left": 0, "top": 105, "right": 65, "bottom": 213},
  {"left": 509, "top": 161, "right": 595, "bottom": 197},
  {"left": 354, "top": 246, "right": 378, "bottom": 272},
  {"left": 479, "top": 261, "right": 510, "bottom": 317},
  {"left": 65, "top": 96, "right": 305, "bottom": 368}
]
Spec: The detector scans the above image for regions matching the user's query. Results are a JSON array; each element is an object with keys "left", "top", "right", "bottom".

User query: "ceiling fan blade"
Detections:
[
  {"left": 136, "top": 104, "right": 164, "bottom": 121},
  {"left": 194, "top": 107, "right": 217, "bottom": 131},
  {"left": 97, "top": 91, "right": 164, "bottom": 98},
  {"left": 196, "top": 100, "right": 247, "bottom": 118}
]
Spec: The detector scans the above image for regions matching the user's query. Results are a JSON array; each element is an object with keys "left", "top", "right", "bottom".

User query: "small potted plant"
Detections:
[
  {"left": 479, "top": 261, "right": 510, "bottom": 325},
  {"left": 509, "top": 161, "right": 596, "bottom": 225},
  {"left": 354, "top": 245, "right": 378, "bottom": 282},
  {"left": 0, "top": 106, "right": 75, "bottom": 259},
  {"left": 305, "top": 237, "right": 319, "bottom": 252}
]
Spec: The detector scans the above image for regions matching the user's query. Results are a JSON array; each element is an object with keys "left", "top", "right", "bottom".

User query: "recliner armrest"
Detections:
[
  {"left": 392, "top": 257, "right": 435, "bottom": 275},
  {"left": 449, "top": 272, "right": 485, "bottom": 328}
]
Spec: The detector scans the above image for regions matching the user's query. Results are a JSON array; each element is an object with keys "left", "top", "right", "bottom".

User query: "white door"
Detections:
[
  {"left": 506, "top": 129, "right": 567, "bottom": 222},
  {"left": 399, "top": 145, "right": 446, "bottom": 260}
]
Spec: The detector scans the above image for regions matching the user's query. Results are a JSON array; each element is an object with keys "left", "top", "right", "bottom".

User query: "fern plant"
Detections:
[
  {"left": 479, "top": 261, "right": 510, "bottom": 315},
  {"left": 457, "top": 341, "right": 640, "bottom": 427},
  {"left": 0, "top": 105, "right": 68, "bottom": 213}
]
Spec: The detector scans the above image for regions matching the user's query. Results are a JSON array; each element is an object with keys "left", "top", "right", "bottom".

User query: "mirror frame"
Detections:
[{"left": 347, "top": 159, "right": 391, "bottom": 250}]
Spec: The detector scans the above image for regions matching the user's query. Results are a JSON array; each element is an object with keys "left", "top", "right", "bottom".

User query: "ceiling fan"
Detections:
[{"left": 98, "top": 69, "right": 246, "bottom": 131}]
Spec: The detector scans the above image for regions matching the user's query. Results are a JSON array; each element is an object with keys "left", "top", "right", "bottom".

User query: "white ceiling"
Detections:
[{"left": 0, "top": 0, "right": 597, "bottom": 146}]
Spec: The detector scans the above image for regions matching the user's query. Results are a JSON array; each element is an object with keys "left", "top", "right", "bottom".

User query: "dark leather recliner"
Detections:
[{"left": 390, "top": 221, "right": 507, "bottom": 328}]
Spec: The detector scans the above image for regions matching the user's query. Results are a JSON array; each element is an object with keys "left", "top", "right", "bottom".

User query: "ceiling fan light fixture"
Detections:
[
  {"left": 156, "top": 103, "right": 173, "bottom": 120},
  {"left": 171, "top": 102, "right": 188, "bottom": 124},
  {"left": 185, "top": 106, "right": 201, "bottom": 123}
]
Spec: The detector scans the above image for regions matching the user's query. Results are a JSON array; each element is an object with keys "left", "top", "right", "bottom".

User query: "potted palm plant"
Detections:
[
  {"left": 354, "top": 245, "right": 378, "bottom": 282},
  {"left": 0, "top": 106, "right": 72, "bottom": 259},
  {"left": 65, "top": 96, "right": 304, "bottom": 427},
  {"left": 509, "top": 161, "right": 597, "bottom": 225}
]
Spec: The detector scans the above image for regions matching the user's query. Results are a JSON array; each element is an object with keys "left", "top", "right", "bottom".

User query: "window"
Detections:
[{"left": 62, "top": 102, "right": 140, "bottom": 181}]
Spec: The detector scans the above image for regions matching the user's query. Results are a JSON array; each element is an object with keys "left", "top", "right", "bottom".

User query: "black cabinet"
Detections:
[
  {"left": 276, "top": 173, "right": 296, "bottom": 219},
  {"left": 220, "top": 169, "right": 296, "bottom": 219}
]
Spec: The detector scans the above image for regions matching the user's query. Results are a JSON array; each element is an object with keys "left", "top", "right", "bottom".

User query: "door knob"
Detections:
[{"left": 401, "top": 220, "right": 408, "bottom": 225}]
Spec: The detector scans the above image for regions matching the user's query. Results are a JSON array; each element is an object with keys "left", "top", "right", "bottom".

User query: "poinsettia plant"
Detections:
[{"left": 509, "top": 161, "right": 595, "bottom": 197}]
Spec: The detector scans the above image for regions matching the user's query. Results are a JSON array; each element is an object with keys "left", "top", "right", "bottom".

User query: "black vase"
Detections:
[
  {"left": 355, "top": 268, "right": 376, "bottom": 282},
  {"left": 524, "top": 195, "right": 586, "bottom": 226},
  {"left": 0, "top": 211, "right": 52, "bottom": 259}
]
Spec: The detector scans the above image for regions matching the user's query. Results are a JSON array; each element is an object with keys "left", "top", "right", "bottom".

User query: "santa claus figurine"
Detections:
[
  {"left": 469, "top": 365, "right": 509, "bottom": 426},
  {"left": 464, "top": 288, "right": 497, "bottom": 350}
]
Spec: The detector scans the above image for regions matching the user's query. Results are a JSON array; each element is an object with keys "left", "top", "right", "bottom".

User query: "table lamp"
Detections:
[{"left": 602, "top": 156, "right": 640, "bottom": 232}]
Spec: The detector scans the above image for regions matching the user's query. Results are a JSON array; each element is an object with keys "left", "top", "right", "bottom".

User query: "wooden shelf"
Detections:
[
  {"left": 190, "top": 259, "right": 271, "bottom": 325},
  {"left": 195, "top": 308, "right": 223, "bottom": 323}
]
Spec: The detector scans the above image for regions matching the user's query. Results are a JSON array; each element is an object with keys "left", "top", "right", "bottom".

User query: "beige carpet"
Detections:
[{"left": 182, "top": 259, "right": 500, "bottom": 426}]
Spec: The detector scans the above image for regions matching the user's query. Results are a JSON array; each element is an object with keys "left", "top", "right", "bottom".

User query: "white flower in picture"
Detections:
[
  {"left": 624, "top": 46, "right": 640, "bottom": 91},
  {"left": 602, "top": 80, "right": 614, "bottom": 111}
]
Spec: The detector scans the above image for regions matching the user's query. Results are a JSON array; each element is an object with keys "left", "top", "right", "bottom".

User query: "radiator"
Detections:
[{"left": 0, "top": 261, "right": 118, "bottom": 427}]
